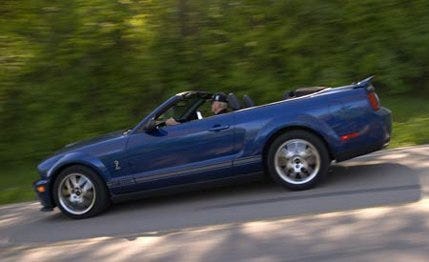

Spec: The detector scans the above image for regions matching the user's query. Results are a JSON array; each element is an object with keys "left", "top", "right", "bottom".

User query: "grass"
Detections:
[
  {"left": 1, "top": 95, "right": 428, "bottom": 205},
  {"left": 0, "top": 164, "right": 39, "bottom": 205},
  {"left": 382, "top": 96, "right": 429, "bottom": 147}
]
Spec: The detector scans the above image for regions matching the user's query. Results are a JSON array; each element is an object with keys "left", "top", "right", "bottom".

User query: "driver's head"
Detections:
[{"left": 211, "top": 93, "right": 228, "bottom": 114}]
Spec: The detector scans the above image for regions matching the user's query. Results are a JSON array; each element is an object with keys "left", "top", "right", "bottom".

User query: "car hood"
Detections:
[
  {"left": 56, "top": 130, "right": 127, "bottom": 154},
  {"left": 37, "top": 130, "right": 127, "bottom": 177}
]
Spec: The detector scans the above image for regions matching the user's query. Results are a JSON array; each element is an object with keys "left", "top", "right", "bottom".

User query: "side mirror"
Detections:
[{"left": 144, "top": 118, "right": 157, "bottom": 131}]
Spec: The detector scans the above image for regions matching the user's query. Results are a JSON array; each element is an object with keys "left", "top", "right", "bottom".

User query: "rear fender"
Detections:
[{"left": 254, "top": 114, "right": 340, "bottom": 157}]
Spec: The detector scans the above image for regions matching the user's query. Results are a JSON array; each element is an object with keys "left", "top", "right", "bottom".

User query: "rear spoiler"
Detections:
[{"left": 353, "top": 76, "right": 374, "bottom": 89}]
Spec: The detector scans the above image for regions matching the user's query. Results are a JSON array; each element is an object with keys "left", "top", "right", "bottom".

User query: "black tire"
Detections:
[
  {"left": 53, "top": 165, "right": 111, "bottom": 219},
  {"left": 266, "top": 130, "right": 330, "bottom": 190}
]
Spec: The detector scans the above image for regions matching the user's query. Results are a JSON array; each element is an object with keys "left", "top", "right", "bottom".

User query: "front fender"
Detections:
[
  {"left": 47, "top": 152, "right": 112, "bottom": 181},
  {"left": 35, "top": 152, "right": 112, "bottom": 209}
]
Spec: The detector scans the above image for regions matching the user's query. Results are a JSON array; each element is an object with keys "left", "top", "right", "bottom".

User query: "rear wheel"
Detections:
[
  {"left": 53, "top": 165, "right": 110, "bottom": 219},
  {"left": 266, "top": 130, "right": 330, "bottom": 190}
]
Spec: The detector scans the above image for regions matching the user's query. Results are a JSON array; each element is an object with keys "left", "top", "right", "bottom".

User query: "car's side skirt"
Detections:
[
  {"left": 108, "top": 155, "right": 263, "bottom": 194},
  {"left": 110, "top": 171, "right": 264, "bottom": 203}
]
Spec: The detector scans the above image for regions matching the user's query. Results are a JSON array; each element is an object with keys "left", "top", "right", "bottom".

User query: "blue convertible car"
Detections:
[{"left": 34, "top": 77, "right": 391, "bottom": 218}]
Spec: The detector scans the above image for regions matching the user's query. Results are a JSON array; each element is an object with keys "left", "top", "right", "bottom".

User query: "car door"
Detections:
[{"left": 125, "top": 113, "right": 236, "bottom": 191}]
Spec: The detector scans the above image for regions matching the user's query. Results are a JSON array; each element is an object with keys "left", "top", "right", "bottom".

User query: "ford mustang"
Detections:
[{"left": 33, "top": 76, "right": 391, "bottom": 218}]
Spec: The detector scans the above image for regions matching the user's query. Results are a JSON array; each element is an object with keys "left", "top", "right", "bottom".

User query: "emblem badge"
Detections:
[{"left": 114, "top": 160, "right": 121, "bottom": 170}]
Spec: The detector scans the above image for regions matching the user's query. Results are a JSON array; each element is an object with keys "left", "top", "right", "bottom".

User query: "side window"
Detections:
[{"left": 196, "top": 99, "right": 212, "bottom": 118}]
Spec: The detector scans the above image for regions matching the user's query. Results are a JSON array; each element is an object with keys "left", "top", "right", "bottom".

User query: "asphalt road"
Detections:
[{"left": 1, "top": 145, "right": 429, "bottom": 261}]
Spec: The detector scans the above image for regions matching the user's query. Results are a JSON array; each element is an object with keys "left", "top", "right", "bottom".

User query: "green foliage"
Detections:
[
  {"left": 382, "top": 96, "right": 429, "bottom": 147},
  {"left": 1, "top": 0, "right": 429, "bottom": 169},
  {"left": 0, "top": 164, "right": 37, "bottom": 204}
]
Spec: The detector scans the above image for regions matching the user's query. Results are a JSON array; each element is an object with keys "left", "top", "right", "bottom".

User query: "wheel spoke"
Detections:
[
  {"left": 64, "top": 179, "right": 73, "bottom": 194},
  {"left": 278, "top": 147, "right": 292, "bottom": 159},
  {"left": 78, "top": 176, "right": 88, "bottom": 188},
  {"left": 70, "top": 175, "right": 79, "bottom": 187},
  {"left": 300, "top": 169, "right": 309, "bottom": 178},
  {"left": 295, "top": 142, "right": 306, "bottom": 155},
  {"left": 287, "top": 170, "right": 297, "bottom": 179},
  {"left": 277, "top": 156, "right": 288, "bottom": 167},
  {"left": 82, "top": 183, "right": 93, "bottom": 195},
  {"left": 82, "top": 193, "right": 93, "bottom": 204},
  {"left": 307, "top": 166, "right": 315, "bottom": 173},
  {"left": 298, "top": 146, "right": 312, "bottom": 158},
  {"left": 287, "top": 142, "right": 298, "bottom": 154},
  {"left": 62, "top": 188, "right": 71, "bottom": 197},
  {"left": 82, "top": 181, "right": 93, "bottom": 193}
]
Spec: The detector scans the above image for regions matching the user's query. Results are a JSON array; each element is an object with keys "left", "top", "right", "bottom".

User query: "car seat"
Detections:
[
  {"left": 242, "top": 95, "right": 255, "bottom": 108},
  {"left": 227, "top": 93, "right": 241, "bottom": 110}
]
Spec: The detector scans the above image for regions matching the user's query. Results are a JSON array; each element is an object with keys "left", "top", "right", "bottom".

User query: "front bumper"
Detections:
[{"left": 33, "top": 179, "right": 55, "bottom": 211}]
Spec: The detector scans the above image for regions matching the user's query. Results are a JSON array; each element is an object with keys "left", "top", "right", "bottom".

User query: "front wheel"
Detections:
[
  {"left": 53, "top": 165, "right": 110, "bottom": 219},
  {"left": 266, "top": 130, "right": 330, "bottom": 190}
]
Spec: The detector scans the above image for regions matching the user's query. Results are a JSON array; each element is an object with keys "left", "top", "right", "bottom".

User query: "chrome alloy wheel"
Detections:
[
  {"left": 58, "top": 173, "right": 96, "bottom": 215},
  {"left": 274, "top": 139, "right": 321, "bottom": 185}
]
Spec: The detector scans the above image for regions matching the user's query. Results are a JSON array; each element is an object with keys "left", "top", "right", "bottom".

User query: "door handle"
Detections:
[{"left": 209, "top": 125, "right": 230, "bottom": 132}]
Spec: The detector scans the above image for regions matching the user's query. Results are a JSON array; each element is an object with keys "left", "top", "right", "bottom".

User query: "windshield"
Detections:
[{"left": 157, "top": 96, "right": 201, "bottom": 122}]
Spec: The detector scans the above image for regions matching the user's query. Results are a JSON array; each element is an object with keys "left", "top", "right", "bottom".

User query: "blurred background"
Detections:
[{"left": 1, "top": 0, "right": 428, "bottom": 203}]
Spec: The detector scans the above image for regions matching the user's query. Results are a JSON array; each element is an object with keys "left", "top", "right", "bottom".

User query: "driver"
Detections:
[
  {"left": 211, "top": 92, "right": 229, "bottom": 115},
  {"left": 165, "top": 92, "right": 229, "bottom": 126}
]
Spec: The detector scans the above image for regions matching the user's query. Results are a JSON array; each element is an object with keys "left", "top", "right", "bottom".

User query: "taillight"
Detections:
[
  {"left": 367, "top": 92, "right": 380, "bottom": 111},
  {"left": 340, "top": 132, "right": 359, "bottom": 141}
]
